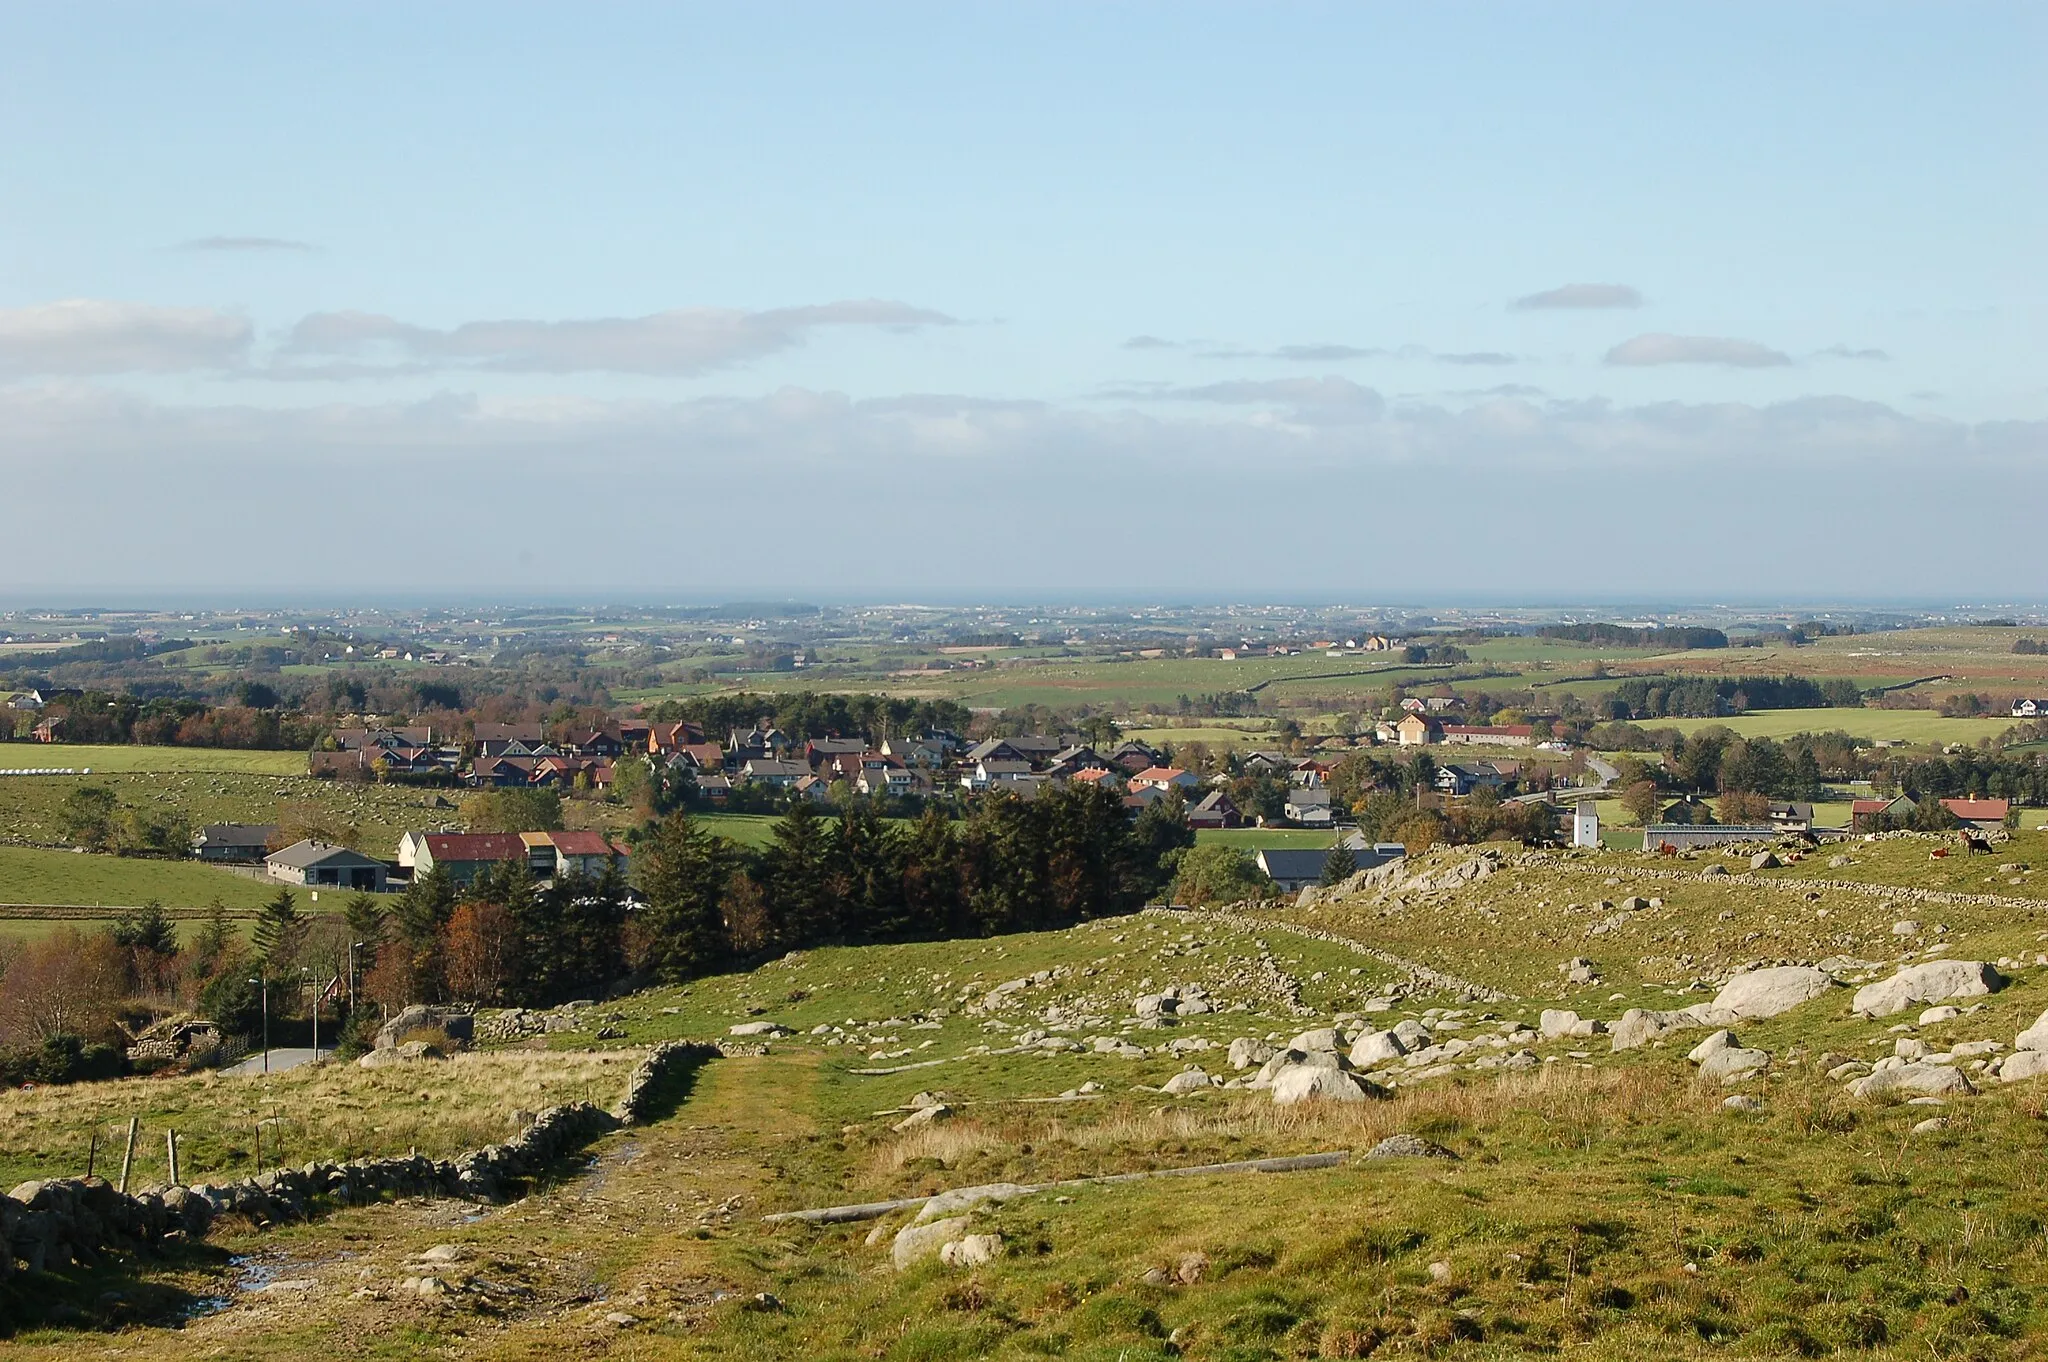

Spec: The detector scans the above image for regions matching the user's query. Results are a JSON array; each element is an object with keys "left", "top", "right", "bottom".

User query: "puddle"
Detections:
[{"left": 184, "top": 1248, "right": 359, "bottom": 1317}]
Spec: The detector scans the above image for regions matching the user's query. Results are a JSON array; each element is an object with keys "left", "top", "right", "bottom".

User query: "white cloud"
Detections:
[
  {"left": 0, "top": 382, "right": 2037, "bottom": 596},
  {"left": 1815, "top": 344, "right": 1891, "bottom": 361},
  {"left": 0, "top": 300, "right": 252, "bottom": 375},
  {"left": 1513, "top": 283, "right": 1644, "bottom": 310},
  {"left": 1604, "top": 333, "right": 1792, "bottom": 368},
  {"left": 280, "top": 299, "right": 955, "bottom": 376},
  {"left": 174, "top": 236, "right": 316, "bottom": 252}
]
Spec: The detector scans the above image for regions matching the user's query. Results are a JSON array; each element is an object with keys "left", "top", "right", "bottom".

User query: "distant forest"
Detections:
[{"left": 1537, "top": 623, "right": 1729, "bottom": 650}]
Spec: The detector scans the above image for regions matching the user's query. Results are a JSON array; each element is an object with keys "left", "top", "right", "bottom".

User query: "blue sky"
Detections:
[{"left": 2, "top": 4, "right": 2042, "bottom": 599}]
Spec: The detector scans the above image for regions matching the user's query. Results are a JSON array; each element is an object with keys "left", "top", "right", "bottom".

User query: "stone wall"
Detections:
[{"left": 1, "top": 1037, "right": 724, "bottom": 1278}]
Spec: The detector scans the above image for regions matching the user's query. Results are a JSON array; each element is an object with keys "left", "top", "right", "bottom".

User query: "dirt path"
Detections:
[{"left": 13, "top": 1052, "right": 821, "bottom": 1361}]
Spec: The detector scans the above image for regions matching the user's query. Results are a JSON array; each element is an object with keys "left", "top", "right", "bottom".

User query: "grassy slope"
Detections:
[
  {"left": 19, "top": 834, "right": 2048, "bottom": 1355},
  {"left": 1658, "top": 709, "right": 2014, "bottom": 745},
  {"left": 0, "top": 846, "right": 285, "bottom": 909}
]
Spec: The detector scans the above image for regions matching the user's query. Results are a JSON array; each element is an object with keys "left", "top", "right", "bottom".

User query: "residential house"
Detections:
[
  {"left": 531, "top": 754, "right": 615, "bottom": 790},
  {"left": 857, "top": 765, "right": 925, "bottom": 800},
  {"left": 615, "top": 718, "right": 652, "bottom": 748},
  {"left": 729, "top": 726, "right": 795, "bottom": 761},
  {"left": 1004, "top": 734, "right": 1067, "bottom": 764},
  {"left": 410, "top": 832, "right": 529, "bottom": 887},
  {"left": 1187, "top": 790, "right": 1242, "bottom": 830},
  {"left": 793, "top": 773, "right": 835, "bottom": 802},
  {"left": 964, "top": 737, "right": 1030, "bottom": 766},
  {"left": 1399, "top": 697, "right": 1428, "bottom": 713},
  {"left": 962, "top": 758, "right": 1035, "bottom": 790},
  {"left": 1440, "top": 724, "right": 1535, "bottom": 748},
  {"left": 1110, "top": 741, "right": 1164, "bottom": 774},
  {"left": 694, "top": 773, "right": 734, "bottom": 802},
  {"left": 1046, "top": 745, "right": 1111, "bottom": 777},
  {"left": 473, "top": 723, "right": 546, "bottom": 756},
  {"left": 879, "top": 734, "right": 949, "bottom": 768},
  {"left": 648, "top": 721, "right": 705, "bottom": 755},
  {"left": 1395, "top": 713, "right": 1438, "bottom": 746},
  {"left": 1851, "top": 796, "right": 1918, "bottom": 831},
  {"left": 1068, "top": 766, "right": 1122, "bottom": 792},
  {"left": 1255, "top": 846, "right": 1401, "bottom": 893},
  {"left": 1433, "top": 763, "right": 1505, "bottom": 797},
  {"left": 1942, "top": 798, "right": 2011, "bottom": 832},
  {"left": 4, "top": 689, "right": 44, "bottom": 710},
  {"left": 565, "top": 729, "right": 625, "bottom": 758},
  {"left": 1284, "top": 786, "right": 1334, "bottom": 825},
  {"left": 190, "top": 822, "right": 279, "bottom": 862},
  {"left": 31, "top": 716, "right": 64, "bottom": 742},
  {"left": 521, "top": 830, "right": 630, "bottom": 878},
  {"left": 663, "top": 741, "right": 727, "bottom": 772},
  {"left": 469, "top": 755, "right": 539, "bottom": 787},
  {"left": 1130, "top": 766, "right": 1201, "bottom": 794},
  {"left": 1242, "top": 751, "right": 1294, "bottom": 776},
  {"left": 334, "top": 726, "right": 435, "bottom": 751},
  {"left": 740, "top": 758, "right": 810, "bottom": 788},
  {"left": 2014, "top": 699, "right": 2047, "bottom": 719},
  {"left": 266, "top": 840, "right": 387, "bottom": 892},
  {"left": 1766, "top": 802, "right": 1815, "bottom": 832},
  {"left": 803, "top": 737, "right": 870, "bottom": 767},
  {"left": 1424, "top": 697, "right": 1459, "bottom": 714}
]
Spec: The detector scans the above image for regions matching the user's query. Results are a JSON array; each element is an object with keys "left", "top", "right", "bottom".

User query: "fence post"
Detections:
[
  {"left": 166, "top": 1129, "right": 181, "bottom": 1187},
  {"left": 118, "top": 1117, "right": 139, "bottom": 1194},
  {"left": 253, "top": 1121, "right": 262, "bottom": 1174}
]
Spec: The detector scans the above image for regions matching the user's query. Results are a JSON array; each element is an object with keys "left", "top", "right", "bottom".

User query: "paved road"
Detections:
[{"left": 221, "top": 1047, "right": 334, "bottom": 1077}]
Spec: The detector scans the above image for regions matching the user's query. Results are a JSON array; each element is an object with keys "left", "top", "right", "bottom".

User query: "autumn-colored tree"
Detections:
[
  {"left": 0, "top": 929, "right": 128, "bottom": 1045},
  {"left": 1718, "top": 789, "right": 1773, "bottom": 824},
  {"left": 444, "top": 900, "right": 518, "bottom": 1004},
  {"left": 1621, "top": 780, "right": 1663, "bottom": 826}
]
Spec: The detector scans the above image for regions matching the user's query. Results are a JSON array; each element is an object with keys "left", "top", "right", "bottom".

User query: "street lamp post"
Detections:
[
  {"left": 248, "top": 972, "right": 270, "bottom": 1074},
  {"left": 302, "top": 966, "right": 318, "bottom": 1057}
]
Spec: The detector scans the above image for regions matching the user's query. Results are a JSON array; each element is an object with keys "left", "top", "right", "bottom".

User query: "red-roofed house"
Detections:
[
  {"left": 1941, "top": 798, "right": 2011, "bottom": 831},
  {"left": 1851, "top": 795, "right": 1917, "bottom": 831},
  {"left": 523, "top": 830, "right": 631, "bottom": 877},
  {"left": 1130, "top": 766, "right": 1201, "bottom": 793},
  {"left": 410, "top": 832, "right": 530, "bottom": 886}
]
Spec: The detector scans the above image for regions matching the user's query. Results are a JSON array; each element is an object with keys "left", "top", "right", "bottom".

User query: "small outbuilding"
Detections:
[{"left": 266, "top": 839, "right": 388, "bottom": 892}]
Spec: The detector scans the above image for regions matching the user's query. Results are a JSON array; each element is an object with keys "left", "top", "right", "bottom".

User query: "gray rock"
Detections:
[
  {"left": 1538, "top": 1009, "right": 1582, "bottom": 1040},
  {"left": 892, "top": 1216, "right": 973, "bottom": 1270},
  {"left": 1998, "top": 1050, "right": 2048, "bottom": 1083},
  {"left": 1722, "top": 1094, "right": 1762, "bottom": 1112},
  {"left": 1161, "top": 1067, "right": 1217, "bottom": 1096},
  {"left": 727, "top": 1021, "right": 791, "bottom": 1037},
  {"left": 1348, "top": 1030, "right": 1406, "bottom": 1068},
  {"left": 1849, "top": 1064, "right": 1975, "bottom": 1100},
  {"left": 1686, "top": 1030, "right": 1739, "bottom": 1063},
  {"left": 1364, "top": 1134, "right": 1456, "bottom": 1159},
  {"left": 1711, "top": 966, "right": 1834, "bottom": 1020},
  {"left": 1227, "top": 1037, "right": 1276, "bottom": 1070},
  {"left": 1288, "top": 1027, "right": 1343, "bottom": 1053},
  {"left": 940, "top": 1233, "right": 1004, "bottom": 1268},
  {"left": 1269, "top": 1065, "right": 1381, "bottom": 1105},
  {"left": 1698, "top": 1047, "right": 1770, "bottom": 1084},
  {"left": 1918, "top": 1006, "right": 1962, "bottom": 1026},
  {"left": 1852, "top": 961, "right": 2006, "bottom": 1017},
  {"left": 2016, "top": 1009, "right": 2048, "bottom": 1052}
]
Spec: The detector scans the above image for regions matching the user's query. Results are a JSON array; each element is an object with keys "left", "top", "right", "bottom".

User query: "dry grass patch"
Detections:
[{"left": 0, "top": 1047, "right": 637, "bottom": 1188}]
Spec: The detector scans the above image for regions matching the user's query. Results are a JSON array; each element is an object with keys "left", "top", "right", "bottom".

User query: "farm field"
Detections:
[
  {"left": 1657, "top": 708, "right": 2014, "bottom": 746},
  {"left": 0, "top": 846, "right": 283, "bottom": 910},
  {"left": 1193, "top": 827, "right": 1340, "bottom": 850},
  {"left": 0, "top": 744, "right": 306, "bottom": 775}
]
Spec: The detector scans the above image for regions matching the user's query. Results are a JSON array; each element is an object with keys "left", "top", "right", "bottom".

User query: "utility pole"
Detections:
[{"left": 248, "top": 972, "right": 270, "bottom": 1074}]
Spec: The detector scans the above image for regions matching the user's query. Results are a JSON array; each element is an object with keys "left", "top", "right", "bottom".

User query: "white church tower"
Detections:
[{"left": 1572, "top": 800, "right": 1600, "bottom": 848}]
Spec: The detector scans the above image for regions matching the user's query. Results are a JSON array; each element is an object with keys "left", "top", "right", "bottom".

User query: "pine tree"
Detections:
[
  {"left": 252, "top": 888, "right": 307, "bottom": 973},
  {"left": 1319, "top": 843, "right": 1356, "bottom": 888},
  {"left": 634, "top": 813, "right": 736, "bottom": 981},
  {"left": 763, "top": 800, "right": 836, "bottom": 943}
]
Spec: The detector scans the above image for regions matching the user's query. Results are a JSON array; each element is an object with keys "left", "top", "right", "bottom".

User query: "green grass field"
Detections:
[
  {"left": 0, "top": 846, "right": 284, "bottom": 910},
  {"left": 0, "top": 744, "right": 307, "bottom": 775},
  {"left": 1194, "top": 827, "right": 1341, "bottom": 850},
  {"left": 1657, "top": 708, "right": 2014, "bottom": 746}
]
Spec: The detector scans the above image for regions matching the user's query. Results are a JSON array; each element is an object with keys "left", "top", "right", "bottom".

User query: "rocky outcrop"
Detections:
[
  {"left": 374, "top": 1004, "right": 474, "bottom": 1051},
  {"left": 1852, "top": 961, "right": 2006, "bottom": 1017}
]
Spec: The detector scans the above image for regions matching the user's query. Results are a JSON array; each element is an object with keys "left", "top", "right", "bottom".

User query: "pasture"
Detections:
[
  {"left": 0, "top": 744, "right": 306, "bottom": 775},
  {"left": 0, "top": 846, "right": 282, "bottom": 911},
  {"left": 1656, "top": 707, "right": 2015, "bottom": 746}
]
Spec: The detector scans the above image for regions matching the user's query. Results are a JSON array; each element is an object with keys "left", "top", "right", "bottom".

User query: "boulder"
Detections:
[
  {"left": 1288, "top": 1027, "right": 1343, "bottom": 1053},
  {"left": 1249, "top": 1047, "right": 1346, "bottom": 1089},
  {"left": 1711, "top": 966, "right": 1834, "bottom": 1020},
  {"left": 2016, "top": 1009, "right": 2048, "bottom": 1052},
  {"left": 1750, "top": 852, "right": 1781, "bottom": 871},
  {"left": 893, "top": 1104, "right": 951, "bottom": 1133},
  {"left": 1391, "top": 1019, "right": 1433, "bottom": 1049},
  {"left": 1348, "top": 1030, "right": 1406, "bottom": 1068},
  {"left": 1539, "top": 1009, "right": 1582, "bottom": 1040},
  {"left": 728, "top": 1021, "right": 792, "bottom": 1037},
  {"left": 1848, "top": 1064, "right": 1975, "bottom": 1101},
  {"left": 940, "top": 1233, "right": 1004, "bottom": 1268},
  {"left": 1723, "top": 1094, "right": 1763, "bottom": 1112},
  {"left": 1698, "top": 1047, "right": 1770, "bottom": 1084},
  {"left": 1687, "top": 1030, "right": 1739, "bottom": 1063},
  {"left": 1161, "top": 1067, "right": 1217, "bottom": 1096},
  {"left": 1227, "top": 1038, "right": 1276, "bottom": 1070},
  {"left": 891, "top": 1216, "right": 973, "bottom": 1270},
  {"left": 1919, "top": 1006, "right": 1962, "bottom": 1026},
  {"left": 1610, "top": 1006, "right": 1731, "bottom": 1051},
  {"left": 1998, "top": 1050, "right": 2048, "bottom": 1083},
  {"left": 1852, "top": 962, "right": 2006, "bottom": 1017},
  {"left": 1271, "top": 1066, "right": 1382, "bottom": 1106},
  {"left": 374, "top": 1004, "right": 473, "bottom": 1050},
  {"left": 1892, "top": 920, "right": 1921, "bottom": 937}
]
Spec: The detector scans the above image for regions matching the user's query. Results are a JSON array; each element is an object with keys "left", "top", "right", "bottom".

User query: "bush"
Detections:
[{"left": 0, "top": 1034, "right": 130, "bottom": 1087}]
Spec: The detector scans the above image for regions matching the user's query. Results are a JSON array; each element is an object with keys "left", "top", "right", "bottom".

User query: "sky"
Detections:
[{"left": 2, "top": 3, "right": 2043, "bottom": 602}]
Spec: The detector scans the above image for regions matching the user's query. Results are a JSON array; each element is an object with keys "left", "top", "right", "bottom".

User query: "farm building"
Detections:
[
  {"left": 1641, "top": 825, "right": 1778, "bottom": 852},
  {"left": 1440, "top": 724, "right": 1536, "bottom": 747},
  {"left": 1941, "top": 798, "right": 2011, "bottom": 832},
  {"left": 1852, "top": 796, "right": 1917, "bottom": 831},
  {"left": 409, "top": 831, "right": 530, "bottom": 886},
  {"left": 266, "top": 840, "right": 388, "bottom": 892},
  {"left": 190, "top": 822, "right": 279, "bottom": 862},
  {"left": 1255, "top": 846, "right": 1402, "bottom": 893}
]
